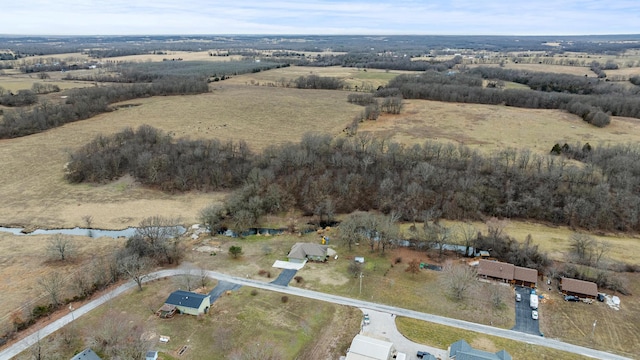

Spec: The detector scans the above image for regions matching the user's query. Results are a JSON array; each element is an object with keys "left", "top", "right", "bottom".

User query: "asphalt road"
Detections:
[
  {"left": 512, "top": 286, "right": 542, "bottom": 335},
  {"left": 270, "top": 268, "right": 297, "bottom": 286},
  {"left": 208, "top": 280, "right": 242, "bottom": 301},
  {"left": 0, "top": 269, "right": 632, "bottom": 360}
]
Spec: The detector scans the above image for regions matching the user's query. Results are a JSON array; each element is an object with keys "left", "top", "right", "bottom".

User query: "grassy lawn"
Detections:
[
  {"left": 13, "top": 278, "right": 361, "bottom": 360},
  {"left": 396, "top": 317, "right": 585, "bottom": 360}
]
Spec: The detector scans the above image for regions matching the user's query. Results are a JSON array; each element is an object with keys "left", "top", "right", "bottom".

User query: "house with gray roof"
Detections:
[
  {"left": 70, "top": 348, "right": 101, "bottom": 360},
  {"left": 161, "top": 290, "right": 211, "bottom": 316},
  {"left": 287, "top": 242, "right": 331, "bottom": 263},
  {"left": 449, "top": 339, "right": 512, "bottom": 360}
]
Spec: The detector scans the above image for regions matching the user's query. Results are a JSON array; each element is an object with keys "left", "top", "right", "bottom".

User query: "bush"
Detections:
[
  {"left": 394, "top": 257, "right": 402, "bottom": 264},
  {"left": 250, "top": 289, "right": 258, "bottom": 296},
  {"left": 281, "top": 296, "right": 289, "bottom": 303},
  {"left": 294, "top": 276, "right": 303, "bottom": 283},
  {"left": 258, "top": 269, "right": 268, "bottom": 276}
]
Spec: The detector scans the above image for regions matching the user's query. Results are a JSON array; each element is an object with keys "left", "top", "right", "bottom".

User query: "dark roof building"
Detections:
[
  {"left": 164, "top": 290, "right": 211, "bottom": 316},
  {"left": 513, "top": 266, "right": 538, "bottom": 287},
  {"left": 561, "top": 278, "right": 598, "bottom": 298},
  {"left": 287, "top": 243, "right": 330, "bottom": 263},
  {"left": 449, "top": 339, "right": 512, "bottom": 360},
  {"left": 70, "top": 348, "right": 102, "bottom": 360}
]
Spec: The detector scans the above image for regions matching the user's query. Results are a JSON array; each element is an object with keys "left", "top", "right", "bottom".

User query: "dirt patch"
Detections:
[{"left": 298, "top": 261, "right": 349, "bottom": 286}]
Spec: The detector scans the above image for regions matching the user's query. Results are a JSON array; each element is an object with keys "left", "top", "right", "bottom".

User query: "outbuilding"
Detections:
[
  {"left": 345, "top": 334, "right": 395, "bottom": 360},
  {"left": 561, "top": 278, "right": 598, "bottom": 299}
]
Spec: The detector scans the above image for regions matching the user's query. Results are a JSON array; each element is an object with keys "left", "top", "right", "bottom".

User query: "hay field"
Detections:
[
  {"left": 224, "top": 65, "right": 417, "bottom": 89},
  {"left": 0, "top": 84, "right": 360, "bottom": 230},
  {"left": 359, "top": 99, "right": 640, "bottom": 155},
  {"left": 469, "top": 63, "right": 599, "bottom": 77},
  {"left": 0, "top": 74, "right": 94, "bottom": 92}
]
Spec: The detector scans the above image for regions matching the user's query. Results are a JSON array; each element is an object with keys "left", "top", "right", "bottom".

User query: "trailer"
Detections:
[{"left": 530, "top": 294, "right": 539, "bottom": 309}]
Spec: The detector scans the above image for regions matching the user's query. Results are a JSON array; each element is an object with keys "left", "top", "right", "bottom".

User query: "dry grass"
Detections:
[
  {"left": 0, "top": 232, "right": 125, "bottom": 331},
  {"left": 0, "top": 84, "right": 360, "bottom": 230},
  {"left": 396, "top": 317, "right": 585, "bottom": 360},
  {"left": 438, "top": 219, "right": 640, "bottom": 265},
  {"left": 12, "top": 277, "right": 361, "bottom": 360},
  {"left": 538, "top": 272, "right": 640, "bottom": 358},
  {"left": 0, "top": 74, "right": 95, "bottom": 92},
  {"left": 359, "top": 99, "right": 640, "bottom": 155}
]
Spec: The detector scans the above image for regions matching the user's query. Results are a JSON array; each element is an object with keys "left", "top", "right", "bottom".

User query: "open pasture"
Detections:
[
  {"left": 0, "top": 84, "right": 360, "bottom": 230},
  {"left": 360, "top": 98, "right": 640, "bottom": 155},
  {"left": 224, "top": 65, "right": 418, "bottom": 90}
]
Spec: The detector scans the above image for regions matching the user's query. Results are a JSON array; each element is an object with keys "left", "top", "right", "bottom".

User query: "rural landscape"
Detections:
[{"left": 1, "top": 34, "right": 640, "bottom": 360}]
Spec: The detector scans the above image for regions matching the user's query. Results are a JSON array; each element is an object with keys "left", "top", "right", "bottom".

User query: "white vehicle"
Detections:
[
  {"left": 516, "top": 293, "right": 521, "bottom": 302},
  {"left": 530, "top": 294, "right": 538, "bottom": 309},
  {"left": 532, "top": 310, "right": 539, "bottom": 320}
]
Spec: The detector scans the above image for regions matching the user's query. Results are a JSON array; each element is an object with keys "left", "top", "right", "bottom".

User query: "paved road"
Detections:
[
  {"left": 270, "top": 268, "right": 297, "bottom": 286},
  {"left": 512, "top": 286, "right": 541, "bottom": 335},
  {"left": 208, "top": 280, "right": 242, "bottom": 301},
  {"left": 0, "top": 269, "right": 632, "bottom": 360}
]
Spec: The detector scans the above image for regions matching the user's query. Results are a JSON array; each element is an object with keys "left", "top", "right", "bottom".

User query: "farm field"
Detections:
[
  {"left": 360, "top": 99, "right": 640, "bottom": 155},
  {"left": 0, "top": 75, "right": 95, "bottom": 92},
  {"left": 1, "top": 61, "right": 640, "bottom": 359},
  {"left": 0, "top": 84, "right": 360, "bottom": 230}
]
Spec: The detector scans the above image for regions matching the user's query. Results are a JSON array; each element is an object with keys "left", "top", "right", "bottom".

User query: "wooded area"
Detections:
[{"left": 67, "top": 127, "right": 640, "bottom": 233}]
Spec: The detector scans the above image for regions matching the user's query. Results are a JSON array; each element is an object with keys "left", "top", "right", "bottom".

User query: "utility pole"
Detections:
[
  {"left": 69, "top": 304, "right": 75, "bottom": 322},
  {"left": 359, "top": 272, "right": 363, "bottom": 295}
]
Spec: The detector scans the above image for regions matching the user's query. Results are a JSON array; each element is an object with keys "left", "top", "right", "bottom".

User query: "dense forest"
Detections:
[{"left": 67, "top": 126, "right": 640, "bottom": 234}]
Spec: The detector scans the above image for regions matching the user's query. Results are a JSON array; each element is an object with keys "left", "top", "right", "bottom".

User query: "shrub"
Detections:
[
  {"left": 294, "top": 276, "right": 303, "bottom": 283},
  {"left": 258, "top": 269, "right": 268, "bottom": 276},
  {"left": 250, "top": 289, "right": 258, "bottom": 296},
  {"left": 395, "top": 257, "right": 402, "bottom": 264},
  {"left": 281, "top": 296, "right": 289, "bottom": 303}
]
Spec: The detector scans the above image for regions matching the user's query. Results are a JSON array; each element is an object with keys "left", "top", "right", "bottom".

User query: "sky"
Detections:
[{"left": 1, "top": 0, "right": 639, "bottom": 36}]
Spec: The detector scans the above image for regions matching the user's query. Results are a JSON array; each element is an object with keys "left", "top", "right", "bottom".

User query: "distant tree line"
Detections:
[
  {"left": 0, "top": 77, "right": 208, "bottom": 138},
  {"left": 298, "top": 53, "right": 463, "bottom": 71},
  {"left": 68, "top": 128, "right": 640, "bottom": 233},
  {"left": 294, "top": 75, "right": 345, "bottom": 89},
  {"left": 0, "top": 88, "right": 37, "bottom": 106}
]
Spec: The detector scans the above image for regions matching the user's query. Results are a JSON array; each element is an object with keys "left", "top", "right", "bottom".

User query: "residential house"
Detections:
[
  {"left": 477, "top": 259, "right": 538, "bottom": 287},
  {"left": 145, "top": 351, "right": 158, "bottom": 360},
  {"left": 70, "top": 348, "right": 101, "bottom": 360},
  {"left": 449, "top": 339, "right": 512, "bottom": 360},
  {"left": 561, "top": 278, "right": 598, "bottom": 298},
  {"left": 161, "top": 290, "right": 211, "bottom": 316},
  {"left": 287, "top": 242, "right": 330, "bottom": 263}
]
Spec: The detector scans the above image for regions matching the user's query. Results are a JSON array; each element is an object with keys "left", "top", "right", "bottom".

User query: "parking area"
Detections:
[{"left": 511, "top": 286, "right": 542, "bottom": 335}]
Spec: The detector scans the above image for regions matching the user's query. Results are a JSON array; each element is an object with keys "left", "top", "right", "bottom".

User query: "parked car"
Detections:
[
  {"left": 417, "top": 351, "right": 431, "bottom": 359},
  {"left": 532, "top": 310, "right": 539, "bottom": 320},
  {"left": 515, "top": 293, "right": 521, "bottom": 302},
  {"left": 597, "top": 293, "right": 605, "bottom": 302},
  {"left": 564, "top": 295, "right": 580, "bottom": 302},
  {"left": 363, "top": 313, "right": 370, "bottom": 325}
]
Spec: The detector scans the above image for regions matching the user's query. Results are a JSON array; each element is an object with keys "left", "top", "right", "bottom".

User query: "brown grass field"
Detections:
[
  {"left": 360, "top": 99, "right": 640, "bottom": 155},
  {"left": 1, "top": 64, "right": 640, "bottom": 358}
]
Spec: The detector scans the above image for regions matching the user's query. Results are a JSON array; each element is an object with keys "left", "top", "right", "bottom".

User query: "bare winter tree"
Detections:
[
  {"left": 118, "top": 253, "right": 154, "bottom": 291},
  {"left": 440, "top": 264, "right": 477, "bottom": 301},
  {"left": 93, "top": 309, "right": 150, "bottom": 359},
  {"left": 569, "top": 233, "right": 596, "bottom": 264},
  {"left": 46, "top": 234, "right": 75, "bottom": 262},
  {"left": 594, "top": 240, "right": 611, "bottom": 267},
  {"left": 135, "top": 215, "right": 182, "bottom": 246},
  {"left": 38, "top": 272, "right": 65, "bottom": 307},
  {"left": 456, "top": 223, "right": 478, "bottom": 257},
  {"left": 175, "top": 266, "right": 198, "bottom": 291},
  {"left": 405, "top": 259, "right": 420, "bottom": 276}
]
